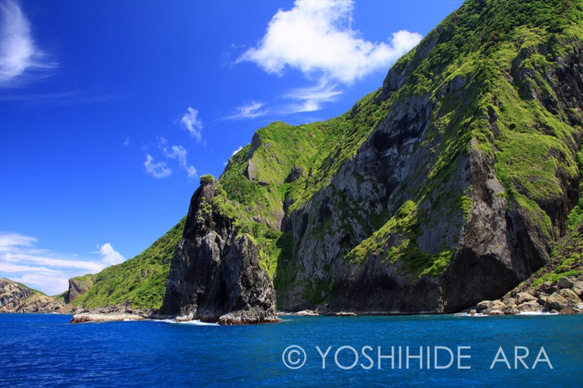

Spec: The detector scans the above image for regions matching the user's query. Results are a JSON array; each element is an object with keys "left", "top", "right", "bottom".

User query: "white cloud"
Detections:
[
  {"left": 157, "top": 138, "right": 197, "bottom": 179},
  {"left": 0, "top": 0, "right": 57, "bottom": 88},
  {"left": 180, "top": 107, "right": 203, "bottom": 142},
  {"left": 228, "top": 101, "right": 268, "bottom": 119},
  {"left": 232, "top": 145, "right": 243, "bottom": 156},
  {"left": 236, "top": 0, "right": 421, "bottom": 112},
  {"left": 0, "top": 231, "right": 127, "bottom": 295},
  {"left": 98, "top": 243, "right": 125, "bottom": 266},
  {"left": 281, "top": 78, "right": 342, "bottom": 113},
  {"left": 0, "top": 231, "right": 36, "bottom": 249},
  {"left": 144, "top": 154, "right": 172, "bottom": 179},
  {"left": 237, "top": 0, "right": 422, "bottom": 85}
]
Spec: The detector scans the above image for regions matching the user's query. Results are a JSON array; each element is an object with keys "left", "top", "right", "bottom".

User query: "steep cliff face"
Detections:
[
  {"left": 160, "top": 177, "right": 279, "bottom": 324},
  {"left": 64, "top": 274, "right": 94, "bottom": 303},
  {"left": 272, "top": 0, "right": 583, "bottom": 313},
  {"left": 156, "top": 0, "right": 582, "bottom": 317}
]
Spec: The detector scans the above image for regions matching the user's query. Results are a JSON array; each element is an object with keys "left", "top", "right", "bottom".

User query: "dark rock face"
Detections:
[
  {"left": 160, "top": 179, "right": 279, "bottom": 324},
  {"left": 276, "top": 25, "right": 582, "bottom": 314},
  {"left": 64, "top": 276, "right": 93, "bottom": 303}
]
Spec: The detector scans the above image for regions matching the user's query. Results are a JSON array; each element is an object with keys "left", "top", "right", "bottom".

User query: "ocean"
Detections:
[{"left": 0, "top": 313, "right": 581, "bottom": 387}]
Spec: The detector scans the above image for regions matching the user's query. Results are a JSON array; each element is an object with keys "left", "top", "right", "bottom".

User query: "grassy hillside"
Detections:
[{"left": 72, "top": 217, "right": 185, "bottom": 310}]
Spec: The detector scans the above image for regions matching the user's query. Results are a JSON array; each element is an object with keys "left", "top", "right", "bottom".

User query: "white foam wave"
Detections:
[
  {"left": 177, "top": 320, "right": 219, "bottom": 326},
  {"left": 151, "top": 318, "right": 219, "bottom": 326}
]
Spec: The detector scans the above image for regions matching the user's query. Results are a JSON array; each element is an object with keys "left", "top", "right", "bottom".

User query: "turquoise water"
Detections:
[{"left": 0, "top": 314, "right": 581, "bottom": 387}]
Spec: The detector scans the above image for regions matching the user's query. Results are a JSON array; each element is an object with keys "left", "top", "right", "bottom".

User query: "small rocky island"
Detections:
[{"left": 157, "top": 176, "right": 280, "bottom": 325}]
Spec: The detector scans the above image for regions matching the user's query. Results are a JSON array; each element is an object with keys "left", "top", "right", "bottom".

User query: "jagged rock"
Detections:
[
  {"left": 0, "top": 279, "right": 33, "bottom": 311},
  {"left": 558, "top": 289, "right": 583, "bottom": 305},
  {"left": 502, "top": 297, "right": 517, "bottom": 308},
  {"left": 517, "top": 301, "right": 543, "bottom": 313},
  {"left": 516, "top": 292, "right": 537, "bottom": 305},
  {"left": 484, "top": 300, "right": 508, "bottom": 314},
  {"left": 64, "top": 275, "right": 93, "bottom": 303},
  {"left": 573, "top": 281, "right": 583, "bottom": 298},
  {"left": 540, "top": 282, "right": 558, "bottom": 295},
  {"left": 502, "top": 306, "right": 519, "bottom": 315},
  {"left": 558, "top": 276, "right": 574, "bottom": 289},
  {"left": 0, "top": 279, "right": 64, "bottom": 313},
  {"left": 160, "top": 178, "right": 279, "bottom": 325},
  {"left": 545, "top": 290, "right": 576, "bottom": 311},
  {"left": 475, "top": 300, "right": 492, "bottom": 312}
]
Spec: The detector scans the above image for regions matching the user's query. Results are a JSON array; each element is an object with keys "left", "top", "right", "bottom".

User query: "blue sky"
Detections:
[{"left": 0, "top": 0, "right": 464, "bottom": 295}]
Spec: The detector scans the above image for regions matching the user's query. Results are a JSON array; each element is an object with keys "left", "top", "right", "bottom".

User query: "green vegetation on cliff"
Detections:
[
  {"left": 73, "top": 0, "right": 582, "bottom": 312},
  {"left": 72, "top": 217, "right": 185, "bottom": 310}
]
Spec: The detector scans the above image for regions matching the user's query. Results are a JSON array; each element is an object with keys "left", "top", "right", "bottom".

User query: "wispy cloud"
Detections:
[
  {"left": 179, "top": 107, "right": 203, "bottom": 142},
  {"left": 0, "top": 0, "right": 57, "bottom": 88},
  {"left": 236, "top": 0, "right": 421, "bottom": 112},
  {"left": 281, "top": 78, "right": 342, "bottom": 114},
  {"left": 143, "top": 138, "right": 197, "bottom": 180},
  {"left": 144, "top": 154, "right": 172, "bottom": 179},
  {"left": 0, "top": 90, "right": 126, "bottom": 105},
  {"left": 227, "top": 101, "right": 268, "bottom": 119},
  {"left": 0, "top": 231, "right": 126, "bottom": 295},
  {"left": 159, "top": 138, "right": 197, "bottom": 179}
]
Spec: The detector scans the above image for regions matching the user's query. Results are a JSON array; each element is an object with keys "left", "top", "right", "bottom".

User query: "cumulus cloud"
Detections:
[
  {"left": 0, "top": 0, "right": 57, "bottom": 87},
  {"left": 180, "top": 107, "right": 203, "bottom": 142},
  {"left": 144, "top": 154, "right": 172, "bottom": 179},
  {"left": 228, "top": 101, "right": 268, "bottom": 119},
  {"left": 98, "top": 243, "right": 125, "bottom": 266},
  {"left": 0, "top": 231, "right": 126, "bottom": 295},
  {"left": 237, "top": 0, "right": 422, "bottom": 84},
  {"left": 236, "top": 0, "right": 421, "bottom": 112}
]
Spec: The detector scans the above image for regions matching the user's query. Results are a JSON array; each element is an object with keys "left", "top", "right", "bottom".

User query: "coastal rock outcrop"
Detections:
[
  {"left": 159, "top": 177, "right": 280, "bottom": 324},
  {"left": 473, "top": 221, "right": 583, "bottom": 315},
  {"left": 64, "top": 275, "right": 94, "bottom": 303},
  {"left": 0, "top": 278, "right": 64, "bottom": 313}
]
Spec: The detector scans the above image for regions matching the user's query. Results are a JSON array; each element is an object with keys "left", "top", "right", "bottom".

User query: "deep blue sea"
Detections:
[{"left": 0, "top": 313, "right": 581, "bottom": 387}]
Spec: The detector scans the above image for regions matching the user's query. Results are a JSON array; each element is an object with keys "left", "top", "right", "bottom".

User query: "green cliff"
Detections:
[{"left": 73, "top": 0, "right": 583, "bottom": 316}]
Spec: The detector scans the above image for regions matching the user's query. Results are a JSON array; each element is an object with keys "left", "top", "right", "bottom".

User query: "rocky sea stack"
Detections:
[{"left": 159, "top": 176, "right": 280, "bottom": 324}]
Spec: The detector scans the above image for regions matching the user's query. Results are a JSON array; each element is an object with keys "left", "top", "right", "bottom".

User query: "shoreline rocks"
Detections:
[
  {"left": 70, "top": 313, "right": 146, "bottom": 324},
  {"left": 473, "top": 275, "right": 583, "bottom": 316}
]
